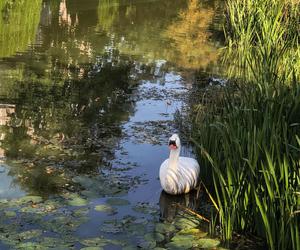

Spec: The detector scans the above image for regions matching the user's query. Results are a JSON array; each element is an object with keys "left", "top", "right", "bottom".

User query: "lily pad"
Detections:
[
  {"left": 73, "top": 208, "right": 90, "bottom": 217},
  {"left": 80, "top": 247, "right": 103, "bottom": 250},
  {"left": 193, "top": 238, "right": 220, "bottom": 248},
  {"left": 68, "top": 196, "right": 88, "bottom": 206},
  {"left": 171, "top": 234, "right": 195, "bottom": 242},
  {"left": 100, "top": 220, "right": 123, "bottom": 233},
  {"left": 144, "top": 232, "right": 165, "bottom": 243},
  {"left": 80, "top": 237, "right": 108, "bottom": 247},
  {"left": 19, "top": 196, "right": 43, "bottom": 204},
  {"left": 94, "top": 204, "right": 116, "bottom": 214},
  {"left": 16, "top": 242, "right": 44, "bottom": 249},
  {"left": 178, "top": 228, "right": 207, "bottom": 238},
  {"left": 174, "top": 217, "right": 199, "bottom": 230},
  {"left": 155, "top": 223, "right": 176, "bottom": 234},
  {"left": 19, "top": 229, "right": 43, "bottom": 240},
  {"left": 165, "top": 240, "right": 193, "bottom": 250},
  {"left": 4, "top": 210, "right": 17, "bottom": 217},
  {"left": 106, "top": 198, "right": 130, "bottom": 206},
  {"left": 138, "top": 239, "right": 156, "bottom": 249},
  {"left": 133, "top": 203, "right": 158, "bottom": 215}
]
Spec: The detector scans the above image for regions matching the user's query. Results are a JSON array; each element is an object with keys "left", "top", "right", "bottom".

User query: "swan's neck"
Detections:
[{"left": 168, "top": 148, "right": 180, "bottom": 169}]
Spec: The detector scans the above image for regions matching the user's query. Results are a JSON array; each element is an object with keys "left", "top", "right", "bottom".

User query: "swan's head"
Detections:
[{"left": 168, "top": 134, "right": 180, "bottom": 150}]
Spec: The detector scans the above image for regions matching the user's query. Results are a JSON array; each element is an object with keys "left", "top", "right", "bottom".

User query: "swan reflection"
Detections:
[{"left": 159, "top": 189, "right": 200, "bottom": 222}]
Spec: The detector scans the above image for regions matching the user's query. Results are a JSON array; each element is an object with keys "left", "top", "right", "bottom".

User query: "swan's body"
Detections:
[{"left": 159, "top": 134, "right": 200, "bottom": 195}]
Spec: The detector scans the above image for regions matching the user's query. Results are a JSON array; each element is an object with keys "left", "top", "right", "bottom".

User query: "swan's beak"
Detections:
[{"left": 168, "top": 140, "right": 177, "bottom": 150}]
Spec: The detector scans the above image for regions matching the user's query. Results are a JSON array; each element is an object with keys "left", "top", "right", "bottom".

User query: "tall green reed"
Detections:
[{"left": 193, "top": 0, "right": 300, "bottom": 249}]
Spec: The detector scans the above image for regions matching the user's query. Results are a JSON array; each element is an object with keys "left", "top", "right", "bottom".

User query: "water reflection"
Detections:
[
  {"left": 0, "top": 0, "right": 223, "bottom": 196},
  {"left": 0, "top": 0, "right": 42, "bottom": 58},
  {"left": 159, "top": 190, "right": 201, "bottom": 222},
  {"left": 164, "top": 0, "right": 220, "bottom": 70},
  {"left": 0, "top": 164, "right": 26, "bottom": 199},
  {"left": 0, "top": 1, "right": 224, "bottom": 248}
]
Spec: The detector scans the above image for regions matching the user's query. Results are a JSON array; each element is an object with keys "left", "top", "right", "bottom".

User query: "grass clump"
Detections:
[{"left": 192, "top": 0, "right": 300, "bottom": 249}]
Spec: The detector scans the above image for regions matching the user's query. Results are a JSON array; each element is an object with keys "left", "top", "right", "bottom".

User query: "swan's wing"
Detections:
[{"left": 178, "top": 157, "right": 200, "bottom": 191}]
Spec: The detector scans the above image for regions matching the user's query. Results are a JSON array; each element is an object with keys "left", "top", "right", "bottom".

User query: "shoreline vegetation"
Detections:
[{"left": 192, "top": 0, "right": 300, "bottom": 249}]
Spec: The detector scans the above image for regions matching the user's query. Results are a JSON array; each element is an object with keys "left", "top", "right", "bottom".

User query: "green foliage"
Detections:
[
  {"left": 223, "top": 0, "right": 300, "bottom": 83},
  {"left": 193, "top": 0, "right": 300, "bottom": 249}
]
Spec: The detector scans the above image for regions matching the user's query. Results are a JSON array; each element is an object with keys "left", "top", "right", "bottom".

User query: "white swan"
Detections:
[{"left": 159, "top": 134, "right": 200, "bottom": 195}]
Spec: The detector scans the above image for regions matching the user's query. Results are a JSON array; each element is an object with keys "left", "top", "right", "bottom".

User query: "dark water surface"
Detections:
[{"left": 0, "top": 0, "right": 224, "bottom": 249}]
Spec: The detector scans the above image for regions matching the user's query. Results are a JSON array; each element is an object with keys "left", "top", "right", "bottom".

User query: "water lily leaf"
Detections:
[
  {"left": 73, "top": 208, "right": 90, "bottom": 217},
  {"left": 106, "top": 198, "right": 130, "bottom": 206},
  {"left": 19, "top": 196, "right": 43, "bottom": 204},
  {"left": 165, "top": 240, "right": 193, "bottom": 250},
  {"left": 133, "top": 203, "right": 158, "bottom": 215},
  {"left": 4, "top": 210, "right": 17, "bottom": 217},
  {"left": 20, "top": 206, "right": 42, "bottom": 213},
  {"left": 123, "top": 246, "right": 137, "bottom": 250},
  {"left": 19, "top": 229, "right": 43, "bottom": 240},
  {"left": 94, "top": 204, "right": 116, "bottom": 214},
  {"left": 100, "top": 220, "right": 123, "bottom": 233},
  {"left": 174, "top": 217, "right": 199, "bottom": 230},
  {"left": 144, "top": 232, "right": 165, "bottom": 243},
  {"left": 16, "top": 242, "right": 44, "bottom": 249},
  {"left": 80, "top": 247, "right": 103, "bottom": 250},
  {"left": 155, "top": 223, "right": 176, "bottom": 234},
  {"left": 127, "top": 223, "right": 146, "bottom": 235},
  {"left": 72, "top": 175, "right": 95, "bottom": 187},
  {"left": 68, "top": 197, "right": 88, "bottom": 206},
  {"left": 138, "top": 239, "right": 156, "bottom": 249},
  {"left": 80, "top": 237, "right": 108, "bottom": 247},
  {"left": 38, "top": 237, "right": 58, "bottom": 247},
  {"left": 178, "top": 228, "right": 207, "bottom": 238},
  {"left": 171, "top": 234, "right": 195, "bottom": 242},
  {"left": 193, "top": 238, "right": 220, "bottom": 248}
]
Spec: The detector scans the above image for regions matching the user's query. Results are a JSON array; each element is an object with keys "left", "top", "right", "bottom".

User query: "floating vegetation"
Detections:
[
  {"left": 106, "top": 198, "right": 130, "bottom": 206},
  {"left": 94, "top": 204, "right": 116, "bottom": 214},
  {"left": 133, "top": 202, "right": 158, "bottom": 215}
]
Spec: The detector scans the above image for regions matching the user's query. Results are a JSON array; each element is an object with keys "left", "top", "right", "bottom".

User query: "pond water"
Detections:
[{"left": 0, "top": 0, "right": 224, "bottom": 249}]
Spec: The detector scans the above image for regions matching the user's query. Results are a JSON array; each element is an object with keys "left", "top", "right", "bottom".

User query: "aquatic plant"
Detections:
[
  {"left": 223, "top": 0, "right": 300, "bottom": 83},
  {"left": 192, "top": 0, "right": 300, "bottom": 249}
]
